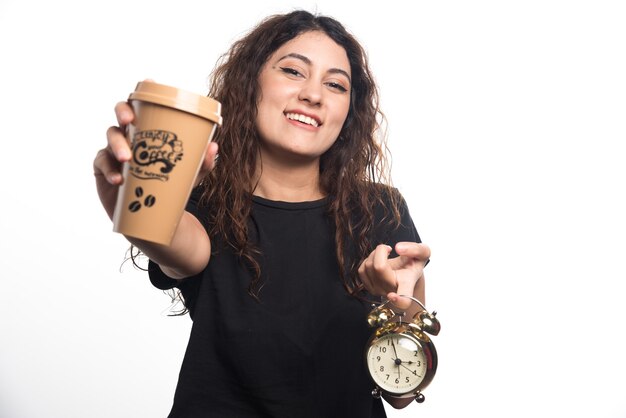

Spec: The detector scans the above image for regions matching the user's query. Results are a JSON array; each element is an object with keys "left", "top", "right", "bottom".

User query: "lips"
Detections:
[{"left": 285, "top": 112, "right": 321, "bottom": 127}]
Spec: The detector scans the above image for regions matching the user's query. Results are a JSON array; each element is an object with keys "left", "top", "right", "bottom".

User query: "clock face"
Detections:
[{"left": 366, "top": 333, "right": 427, "bottom": 395}]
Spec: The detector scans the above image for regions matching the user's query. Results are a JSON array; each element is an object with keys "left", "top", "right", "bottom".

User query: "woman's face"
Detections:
[{"left": 255, "top": 31, "right": 352, "bottom": 163}]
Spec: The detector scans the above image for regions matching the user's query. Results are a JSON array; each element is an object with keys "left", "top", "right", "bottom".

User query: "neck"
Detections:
[{"left": 252, "top": 150, "right": 324, "bottom": 202}]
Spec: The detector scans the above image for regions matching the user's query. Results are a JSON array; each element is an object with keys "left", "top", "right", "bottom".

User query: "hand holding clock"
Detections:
[
  {"left": 364, "top": 269, "right": 439, "bottom": 407},
  {"left": 358, "top": 242, "right": 430, "bottom": 310}
]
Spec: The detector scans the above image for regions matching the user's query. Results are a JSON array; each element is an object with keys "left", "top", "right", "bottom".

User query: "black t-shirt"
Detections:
[{"left": 149, "top": 189, "right": 421, "bottom": 418}]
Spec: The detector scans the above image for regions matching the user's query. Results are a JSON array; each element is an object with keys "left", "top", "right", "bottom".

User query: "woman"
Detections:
[{"left": 94, "top": 10, "right": 431, "bottom": 418}]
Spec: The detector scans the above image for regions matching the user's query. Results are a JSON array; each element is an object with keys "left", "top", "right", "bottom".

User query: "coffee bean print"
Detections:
[
  {"left": 127, "top": 189, "right": 155, "bottom": 213},
  {"left": 144, "top": 195, "right": 156, "bottom": 207},
  {"left": 128, "top": 201, "right": 141, "bottom": 212}
]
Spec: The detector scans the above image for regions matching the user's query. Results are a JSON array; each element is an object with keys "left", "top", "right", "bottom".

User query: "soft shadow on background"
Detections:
[{"left": 1, "top": 1, "right": 625, "bottom": 417}]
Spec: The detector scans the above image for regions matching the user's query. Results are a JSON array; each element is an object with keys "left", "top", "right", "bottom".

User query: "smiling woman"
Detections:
[
  {"left": 92, "top": 9, "right": 431, "bottom": 418},
  {"left": 255, "top": 31, "right": 352, "bottom": 190}
]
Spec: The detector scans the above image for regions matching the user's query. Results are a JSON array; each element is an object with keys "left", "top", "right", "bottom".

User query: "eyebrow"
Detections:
[{"left": 277, "top": 53, "right": 352, "bottom": 84}]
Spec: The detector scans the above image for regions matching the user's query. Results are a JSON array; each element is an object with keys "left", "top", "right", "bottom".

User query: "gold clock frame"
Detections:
[{"left": 365, "top": 295, "right": 440, "bottom": 403}]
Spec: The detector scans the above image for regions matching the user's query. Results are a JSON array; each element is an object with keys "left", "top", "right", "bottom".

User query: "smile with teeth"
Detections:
[{"left": 285, "top": 112, "right": 320, "bottom": 127}]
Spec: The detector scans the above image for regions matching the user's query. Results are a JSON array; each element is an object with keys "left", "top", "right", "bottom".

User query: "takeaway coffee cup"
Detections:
[{"left": 112, "top": 81, "right": 222, "bottom": 245}]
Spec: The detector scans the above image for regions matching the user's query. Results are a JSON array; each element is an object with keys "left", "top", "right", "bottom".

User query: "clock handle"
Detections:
[
  {"left": 378, "top": 295, "right": 441, "bottom": 336},
  {"left": 395, "top": 294, "right": 427, "bottom": 311}
]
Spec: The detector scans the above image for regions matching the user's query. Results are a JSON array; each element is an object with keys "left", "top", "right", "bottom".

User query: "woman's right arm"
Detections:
[{"left": 93, "top": 101, "right": 219, "bottom": 279}]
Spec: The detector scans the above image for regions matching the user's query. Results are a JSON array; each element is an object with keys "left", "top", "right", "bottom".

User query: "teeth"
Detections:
[{"left": 286, "top": 112, "right": 319, "bottom": 127}]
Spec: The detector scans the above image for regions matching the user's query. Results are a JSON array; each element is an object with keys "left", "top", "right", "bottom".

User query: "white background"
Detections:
[{"left": 1, "top": 1, "right": 625, "bottom": 417}]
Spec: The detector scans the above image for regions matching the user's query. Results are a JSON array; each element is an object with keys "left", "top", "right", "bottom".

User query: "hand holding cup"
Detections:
[{"left": 94, "top": 81, "right": 222, "bottom": 245}]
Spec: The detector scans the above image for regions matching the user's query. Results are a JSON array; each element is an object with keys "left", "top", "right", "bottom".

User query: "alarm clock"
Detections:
[{"left": 365, "top": 295, "right": 440, "bottom": 403}]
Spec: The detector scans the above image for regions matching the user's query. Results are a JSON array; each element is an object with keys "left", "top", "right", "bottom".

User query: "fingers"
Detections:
[
  {"left": 203, "top": 142, "right": 219, "bottom": 172},
  {"left": 107, "top": 101, "right": 134, "bottom": 164},
  {"left": 193, "top": 142, "right": 219, "bottom": 187},
  {"left": 388, "top": 280, "right": 417, "bottom": 310},
  {"left": 358, "top": 244, "right": 394, "bottom": 295},
  {"left": 358, "top": 242, "right": 430, "bottom": 310},
  {"left": 95, "top": 125, "right": 130, "bottom": 185},
  {"left": 395, "top": 242, "right": 430, "bottom": 262},
  {"left": 387, "top": 242, "right": 429, "bottom": 270},
  {"left": 94, "top": 103, "right": 134, "bottom": 185},
  {"left": 388, "top": 242, "right": 429, "bottom": 309},
  {"left": 93, "top": 101, "right": 137, "bottom": 219},
  {"left": 106, "top": 125, "right": 132, "bottom": 160},
  {"left": 114, "top": 101, "right": 134, "bottom": 127},
  {"left": 93, "top": 146, "right": 123, "bottom": 185},
  {"left": 387, "top": 275, "right": 426, "bottom": 315},
  {"left": 373, "top": 244, "right": 393, "bottom": 275}
]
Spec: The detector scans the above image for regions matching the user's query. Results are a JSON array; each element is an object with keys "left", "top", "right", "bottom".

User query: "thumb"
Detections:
[
  {"left": 203, "top": 142, "right": 219, "bottom": 171},
  {"left": 387, "top": 285, "right": 414, "bottom": 310},
  {"left": 395, "top": 242, "right": 431, "bottom": 262},
  {"left": 195, "top": 142, "right": 219, "bottom": 187}
]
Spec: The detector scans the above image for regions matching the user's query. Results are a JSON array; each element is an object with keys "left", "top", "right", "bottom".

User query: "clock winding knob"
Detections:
[
  {"left": 415, "top": 311, "right": 441, "bottom": 336},
  {"left": 367, "top": 307, "right": 395, "bottom": 328}
]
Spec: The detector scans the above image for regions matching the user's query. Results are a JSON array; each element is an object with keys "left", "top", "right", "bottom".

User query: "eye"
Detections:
[
  {"left": 279, "top": 67, "right": 303, "bottom": 77},
  {"left": 326, "top": 82, "right": 348, "bottom": 93}
]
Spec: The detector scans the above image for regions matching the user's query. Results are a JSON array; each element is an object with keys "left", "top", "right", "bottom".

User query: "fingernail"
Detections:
[{"left": 117, "top": 149, "right": 131, "bottom": 161}]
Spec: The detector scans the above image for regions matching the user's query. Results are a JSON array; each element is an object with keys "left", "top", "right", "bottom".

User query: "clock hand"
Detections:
[
  {"left": 390, "top": 339, "right": 403, "bottom": 379},
  {"left": 400, "top": 363, "right": 423, "bottom": 378},
  {"left": 400, "top": 363, "right": 414, "bottom": 373},
  {"left": 391, "top": 339, "right": 399, "bottom": 361}
]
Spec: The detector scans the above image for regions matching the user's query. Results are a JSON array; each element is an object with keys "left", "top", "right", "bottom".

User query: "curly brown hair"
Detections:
[{"left": 200, "top": 10, "right": 401, "bottom": 298}]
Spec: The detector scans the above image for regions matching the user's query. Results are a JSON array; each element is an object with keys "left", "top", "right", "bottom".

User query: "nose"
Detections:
[{"left": 298, "top": 79, "right": 322, "bottom": 106}]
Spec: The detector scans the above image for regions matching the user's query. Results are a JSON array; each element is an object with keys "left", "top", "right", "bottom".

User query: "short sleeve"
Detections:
[
  {"left": 396, "top": 194, "right": 430, "bottom": 266},
  {"left": 372, "top": 188, "right": 421, "bottom": 251},
  {"left": 398, "top": 194, "right": 421, "bottom": 244},
  {"left": 148, "top": 260, "right": 179, "bottom": 290}
]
